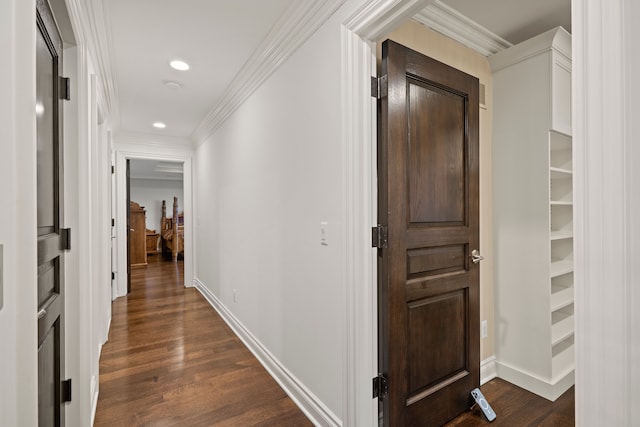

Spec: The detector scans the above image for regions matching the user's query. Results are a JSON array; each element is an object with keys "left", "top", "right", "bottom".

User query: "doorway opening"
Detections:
[{"left": 113, "top": 149, "right": 193, "bottom": 299}]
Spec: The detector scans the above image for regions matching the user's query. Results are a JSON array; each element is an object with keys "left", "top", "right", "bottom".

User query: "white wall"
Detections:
[
  {"left": 130, "top": 178, "right": 184, "bottom": 234},
  {"left": 193, "top": 3, "right": 366, "bottom": 423},
  {"left": 0, "top": 0, "right": 38, "bottom": 425}
]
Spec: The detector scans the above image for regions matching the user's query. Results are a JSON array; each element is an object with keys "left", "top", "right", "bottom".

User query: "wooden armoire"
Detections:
[{"left": 129, "top": 201, "right": 147, "bottom": 267}]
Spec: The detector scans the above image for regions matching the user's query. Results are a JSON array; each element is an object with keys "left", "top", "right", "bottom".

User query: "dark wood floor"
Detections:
[
  {"left": 94, "top": 256, "right": 574, "bottom": 426},
  {"left": 446, "top": 379, "right": 574, "bottom": 426},
  {"left": 93, "top": 255, "right": 312, "bottom": 426}
]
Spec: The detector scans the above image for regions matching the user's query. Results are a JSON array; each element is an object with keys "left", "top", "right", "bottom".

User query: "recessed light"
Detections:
[
  {"left": 153, "top": 122, "right": 167, "bottom": 129},
  {"left": 170, "top": 60, "right": 189, "bottom": 71}
]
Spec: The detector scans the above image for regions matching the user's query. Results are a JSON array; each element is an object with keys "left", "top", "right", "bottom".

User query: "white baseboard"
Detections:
[
  {"left": 90, "top": 375, "right": 99, "bottom": 426},
  {"left": 480, "top": 356, "right": 497, "bottom": 385},
  {"left": 495, "top": 360, "right": 574, "bottom": 401},
  {"left": 194, "top": 278, "right": 341, "bottom": 427}
]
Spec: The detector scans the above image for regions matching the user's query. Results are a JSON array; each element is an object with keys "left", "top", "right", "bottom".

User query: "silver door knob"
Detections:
[{"left": 471, "top": 249, "right": 484, "bottom": 264}]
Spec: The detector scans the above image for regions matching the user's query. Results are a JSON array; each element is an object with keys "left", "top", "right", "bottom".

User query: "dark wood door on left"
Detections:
[{"left": 36, "top": 0, "right": 66, "bottom": 425}]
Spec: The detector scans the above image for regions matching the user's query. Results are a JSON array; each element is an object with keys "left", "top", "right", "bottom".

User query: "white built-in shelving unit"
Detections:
[{"left": 490, "top": 27, "right": 574, "bottom": 401}]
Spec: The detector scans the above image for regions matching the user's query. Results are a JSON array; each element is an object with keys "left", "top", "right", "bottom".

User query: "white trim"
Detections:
[
  {"left": 340, "top": 1, "right": 436, "bottom": 425},
  {"left": 194, "top": 278, "right": 341, "bottom": 427},
  {"left": 573, "top": 0, "right": 637, "bottom": 425},
  {"left": 480, "top": 356, "right": 497, "bottom": 385},
  {"left": 495, "top": 360, "right": 574, "bottom": 402},
  {"left": 90, "top": 375, "right": 99, "bottom": 426},
  {"left": 192, "top": 0, "right": 346, "bottom": 144},
  {"left": 65, "top": 0, "right": 119, "bottom": 127},
  {"left": 413, "top": 0, "right": 512, "bottom": 56},
  {"left": 488, "top": 26, "right": 571, "bottom": 73},
  {"left": 114, "top": 140, "right": 194, "bottom": 298}
]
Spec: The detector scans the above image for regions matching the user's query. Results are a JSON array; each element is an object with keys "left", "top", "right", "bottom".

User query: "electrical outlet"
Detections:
[
  {"left": 233, "top": 289, "right": 237, "bottom": 303},
  {"left": 481, "top": 320, "right": 488, "bottom": 339}
]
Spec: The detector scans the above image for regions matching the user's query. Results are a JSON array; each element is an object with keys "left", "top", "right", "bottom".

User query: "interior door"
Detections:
[
  {"left": 36, "top": 0, "right": 67, "bottom": 425},
  {"left": 377, "top": 40, "right": 480, "bottom": 426}
]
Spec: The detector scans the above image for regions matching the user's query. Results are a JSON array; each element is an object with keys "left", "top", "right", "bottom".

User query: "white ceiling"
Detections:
[
  {"left": 104, "top": 0, "right": 571, "bottom": 143},
  {"left": 129, "top": 159, "right": 183, "bottom": 181},
  {"left": 107, "top": 0, "right": 293, "bottom": 138}
]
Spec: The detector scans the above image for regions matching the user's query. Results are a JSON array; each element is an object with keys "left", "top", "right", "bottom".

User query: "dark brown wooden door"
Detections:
[
  {"left": 36, "top": 0, "right": 66, "bottom": 425},
  {"left": 377, "top": 40, "right": 480, "bottom": 426}
]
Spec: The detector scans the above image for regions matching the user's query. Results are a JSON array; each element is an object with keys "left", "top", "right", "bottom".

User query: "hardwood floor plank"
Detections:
[
  {"left": 445, "top": 378, "right": 574, "bottom": 426},
  {"left": 94, "top": 256, "right": 312, "bottom": 426}
]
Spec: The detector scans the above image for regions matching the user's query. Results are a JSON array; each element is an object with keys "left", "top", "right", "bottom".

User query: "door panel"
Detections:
[
  {"left": 36, "top": 0, "right": 65, "bottom": 425},
  {"left": 378, "top": 40, "right": 480, "bottom": 426}
]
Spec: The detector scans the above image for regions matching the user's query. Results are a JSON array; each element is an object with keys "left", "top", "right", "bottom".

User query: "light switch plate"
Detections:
[{"left": 320, "top": 222, "right": 329, "bottom": 246}]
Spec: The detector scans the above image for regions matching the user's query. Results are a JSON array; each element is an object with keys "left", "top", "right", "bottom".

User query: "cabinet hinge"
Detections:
[
  {"left": 372, "top": 225, "right": 388, "bottom": 249},
  {"left": 60, "top": 228, "right": 71, "bottom": 251},
  {"left": 371, "top": 75, "right": 387, "bottom": 99},
  {"left": 59, "top": 77, "right": 71, "bottom": 101},
  {"left": 373, "top": 374, "right": 388, "bottom": 399},
  {"left": 61, "top": 379, "right": 72, "bottom": 403}
]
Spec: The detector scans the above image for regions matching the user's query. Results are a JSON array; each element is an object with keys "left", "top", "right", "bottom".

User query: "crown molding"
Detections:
[
  {"left": 191, "top": 0, "right": 346, "bottom": 146},
  {"left": 488, "top": 26, "right": 571, "bottom": 72},
  {"left": 65, "top": 0, "right": 120, "bottom": 129},
  {"left": 413, "top": 0, "right": 512, "bottom": 57},
  {"left": 115, "top": 130, "right": 194, "bottom": 150}
]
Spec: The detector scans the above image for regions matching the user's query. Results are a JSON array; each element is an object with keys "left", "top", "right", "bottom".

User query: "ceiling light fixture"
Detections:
[
  {"left": 153, "top": 122, "right": 167, "bottom": 129},
  {"left": 164, "top": 81, "right": 183, "bottom": 90},
  {"left": 170, "top": 60, "right": 190, "bottom": 71}
]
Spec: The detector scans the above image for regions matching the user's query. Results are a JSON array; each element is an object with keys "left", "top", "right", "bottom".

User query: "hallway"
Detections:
[{"left": 93, "top": 256, "right": 312, "bottom": 426}]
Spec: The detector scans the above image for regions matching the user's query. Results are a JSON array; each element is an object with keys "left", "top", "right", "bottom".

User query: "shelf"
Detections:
[
  {"left": 550, "top": 204, "right": 573, "bottom": 235},
  {"left": 550, "top": 167, "right": 572, "bottom": 176},
  {"left": 552, "top": 337, "right": 575, "bottom": 376},
  {"left": 551, "top": 308, "right": 574, "bottom": 346},
  {"left": 550, "top": 230, "right": 573, "bottom": 240},
  {"left": 550, "top": 171, "right": 572, "bottom": 202},
  {"left": 551, "top": 260, "right": 573, "bottom": 277},
  {"left": 550, "top": 131, "right": 573, "bottom": 170},
  {"left": 550, "top": 200, "right": 573, "bottom": 206},
  {"left": 551, "top": 286, "right": 574, "bottom": 311}
]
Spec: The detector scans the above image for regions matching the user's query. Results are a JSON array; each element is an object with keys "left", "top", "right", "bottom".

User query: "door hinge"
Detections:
[
  {"left": 373, "top": 374, "right": 388, "bottom": 399},
  {"left": 60, "top": 228, "right": 71, "bottom": 251},
  {"left": 111, "top": 165, "right": 115, "bottom": 174},
  {"left": 372, "top": 225, "right": 388, "bottom": 249},
  {"left": 111, "top": 272, "right": 115, "bottom": 281},
  {"left": 59, "top": 77, "right": 71, "bottom": 101},
  {"left": 371, "top": 75, "right": 387, "bottom": 99},
  {"left": 61, "top": 379, "right": 72, "bottom": 403},
  {"left": 112, "top": 218, "right": 115, "bottom": 227}
]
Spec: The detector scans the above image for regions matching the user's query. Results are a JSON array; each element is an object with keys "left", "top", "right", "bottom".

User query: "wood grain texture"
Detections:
[
  {"left": 378, "top": 39, "right": 480, "bottom": 426},
  {"left": 94, "top": 257, "right": 312, "bottom": 426},
  {"left": 446, "top": 378, "right": 575, "bottom": 426}
]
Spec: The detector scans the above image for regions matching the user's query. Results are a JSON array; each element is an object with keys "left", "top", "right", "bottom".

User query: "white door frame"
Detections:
[
  {"left": 114, "top": 145, "right": 194, "bottom": 297},
  {"left": 340, "top": 1, "right": 437, "bottom": 425}
]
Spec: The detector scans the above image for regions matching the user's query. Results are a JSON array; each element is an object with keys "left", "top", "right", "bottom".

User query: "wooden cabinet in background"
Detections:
[
  {"left": 146, "top": 230, "right": 160, "bottom": 255},
  {"left": 129, "top": 201, "right": 147, "bottom": 268}
]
